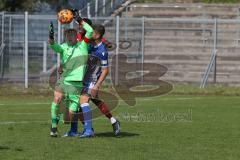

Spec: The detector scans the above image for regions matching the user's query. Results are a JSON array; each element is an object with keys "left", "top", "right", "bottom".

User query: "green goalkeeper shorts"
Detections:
[{"left": 56, "top": 78, "right": 83, "bottom": 112}]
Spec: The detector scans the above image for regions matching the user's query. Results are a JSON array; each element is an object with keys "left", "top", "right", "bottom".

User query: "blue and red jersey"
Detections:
[{"left": 83, "top": 42, "right": 108, "bottom": 83}]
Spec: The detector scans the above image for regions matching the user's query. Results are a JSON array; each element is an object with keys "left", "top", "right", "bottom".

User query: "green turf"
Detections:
[{"left": 0, "top": 94, "right": 239, "bottom": 160}]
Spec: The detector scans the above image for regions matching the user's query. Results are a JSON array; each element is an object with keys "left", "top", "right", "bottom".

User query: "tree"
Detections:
[{"left": 0, "top": 0, "right": 66, "bottom": 13}]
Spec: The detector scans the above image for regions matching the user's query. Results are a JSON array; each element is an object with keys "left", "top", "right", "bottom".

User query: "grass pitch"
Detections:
[{"left": 0, "top": 94, "right": 239, "bottom": 160}]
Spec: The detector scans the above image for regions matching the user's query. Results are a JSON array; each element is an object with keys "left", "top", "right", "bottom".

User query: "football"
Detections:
[{"left": 58, "top": 9, "right": 73, "bottom": 24}]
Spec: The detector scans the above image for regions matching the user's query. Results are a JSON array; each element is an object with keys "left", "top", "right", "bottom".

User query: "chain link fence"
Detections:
[{"left": 1, "top": 12, "right": 240, "bottom": 88}]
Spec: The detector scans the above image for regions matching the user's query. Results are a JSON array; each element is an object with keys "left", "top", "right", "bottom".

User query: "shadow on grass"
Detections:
[
  {"left": 95, "top": 132, "right": 140, "bottom": 138},
  {"left": 0, "top": 146, "right": 10, "bottom": 150}
]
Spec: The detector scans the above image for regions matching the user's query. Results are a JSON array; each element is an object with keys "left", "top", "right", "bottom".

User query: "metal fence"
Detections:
[
  {"left": 0, "top": 12, "right": 143, "bottom": 88},
  {"left": 79, "top": 0, "right": 126, "bottom": 18},
  {"left": 1, "top": 12, "right": 240, "bottom": 88}
]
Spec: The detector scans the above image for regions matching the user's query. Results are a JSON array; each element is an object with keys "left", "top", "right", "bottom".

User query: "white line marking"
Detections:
[
  {"left": 0, "top": 121, "right": 48, "bottom": 125},
  {"left": 0, "top": 102, "right": 51, "bottom": 106},
  {"left": 3, "top": 113, "right": 46, "bottom": 115},
  {"left": 176, "top": 97, "right": 196, "bottom": 100},
  {"left": 0, "top": 98, "right": 193, "bottom": 106},
  {"left": 0, "top": 96, "right": 234, "bottom": 106}
]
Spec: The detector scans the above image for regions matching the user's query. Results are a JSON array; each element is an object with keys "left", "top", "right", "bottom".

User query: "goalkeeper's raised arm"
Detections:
[
  {"left": 48, "top": 22, "right": 64, "bottom": 54},
  {"left": 81, "top": 21, "right": 93, "bottom": 41},
  {"left": 71, "top": 8, "right": 93, "bottom": 43}
]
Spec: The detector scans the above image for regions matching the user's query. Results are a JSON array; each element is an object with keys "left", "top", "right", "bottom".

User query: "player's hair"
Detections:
[
  {"left": 93, "top": 24, "right": 105, "bottom": 39},
  {"left": 64, "top": 28, "right": 77, "bottom": 37},
  {"left": 82, "top": 18, "right": 92, "bottom": 26}
]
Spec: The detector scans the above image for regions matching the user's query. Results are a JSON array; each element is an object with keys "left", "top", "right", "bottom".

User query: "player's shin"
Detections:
[
  {"left": 69, "top": 111, "right": 78, "bottom": 133},
  {"left": 98, "top": 102, "right": 113, "bottom": 119},
  {"left": 92, "top": 99, "right": 116, "bottom": 123},
  {"left": 51, "top": 102, "right": 60, "bottom": 128},
  {"left": 99, "top": 102, "right": 118, "bottom": 124},
  {"left": 69, "top": 102, "right": 79, "bottom": 133},
  {"left": 81, "top": 103, "right": 92, "bottom": 132},
  {"left": 78, "top": 106, "right": 84, "bottom": 125}
]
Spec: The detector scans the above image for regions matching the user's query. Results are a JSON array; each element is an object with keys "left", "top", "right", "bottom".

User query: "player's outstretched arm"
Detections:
[
  {"left": 82, "top": 21, "right": 93, "bottom": 40},
  {"left": 48, "top": 22, "right": 63, "bottom": 54},
  {"left": 71, "top": 9, "right": 93, "bottom": 40}
]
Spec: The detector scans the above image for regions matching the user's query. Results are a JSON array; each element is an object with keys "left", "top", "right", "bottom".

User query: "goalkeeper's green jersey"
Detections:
[{"left": 50, "top": 22, "right": 93, "bottom": 81}]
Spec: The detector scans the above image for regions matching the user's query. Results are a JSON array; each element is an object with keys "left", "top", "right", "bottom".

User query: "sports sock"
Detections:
[
  {"left": 70, "top": 113, "right": 78, "bottom": 133},
  {"left": 81, "top": 103, "right": 92, "bottom": 131},
  {"left": 78, "top": 106, "right": 84, "bottom": 125},
  {"left": 110, "top": 117, "right": 117, "bottom": 124},
  {"left": 51, "top": 102, "right": 60, "bottom": 128},
  {"left": 69, "top": 101, "right": 79, "bottom": 133}
]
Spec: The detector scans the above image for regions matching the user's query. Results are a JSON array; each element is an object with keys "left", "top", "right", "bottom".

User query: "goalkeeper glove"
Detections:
[
  {"left": 49, "top": 21, "right": 54, "bottom": 40},
  {"left": 71, "top": 9, "right": 82, "bottom": 24}
]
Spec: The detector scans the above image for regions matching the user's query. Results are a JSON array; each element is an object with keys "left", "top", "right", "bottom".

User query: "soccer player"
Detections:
[
  {"left": 74, "top": 17, "right": 120, "bottom": 136},
  {"left": 76, "top": 17, "right": 113, "bottom": 51},
  {"left": 57, "top": 14, "right": 120, "bottom": 136},
  {"left": 79, "top": 24, "right": 120, "bottom": 137},
  {"left": 48, "top": 14, "right": 93, "bottom": 137}
]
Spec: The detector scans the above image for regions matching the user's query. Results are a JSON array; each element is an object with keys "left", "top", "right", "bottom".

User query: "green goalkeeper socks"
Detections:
[{"left": 51, "top": 102, "right": 60, "bottom": 128}]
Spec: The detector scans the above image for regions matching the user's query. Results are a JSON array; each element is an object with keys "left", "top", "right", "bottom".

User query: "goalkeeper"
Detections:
[{"left": 48, "top": 13, "right": 93, "bottom": 137}]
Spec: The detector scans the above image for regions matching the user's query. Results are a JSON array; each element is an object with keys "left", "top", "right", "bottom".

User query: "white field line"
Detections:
[
  {"left": 0, "top": 102, "right": 51, "bottom": 106},
  {"left": 0, "top": 117, "right": 192, "bottom": 125},
  {"left": 1, "top": 113, "right": 47, "bottom": 115},
  {"left": 0, "top": 96, "right": 208, "bottom": 106},
  {"left": 0, "top": 120, "right": 48, "bottom": 125},
  {"left": 0, "top": 118, "right": 105, "bottom": 125}
]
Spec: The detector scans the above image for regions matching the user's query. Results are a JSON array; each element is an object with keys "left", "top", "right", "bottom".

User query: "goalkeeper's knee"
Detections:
[
  {"left": 53, "top": 90, "right": 63, "bottom": 104},
  {"left": 69, "top": 101, "right": 79, "bottom": 113}
]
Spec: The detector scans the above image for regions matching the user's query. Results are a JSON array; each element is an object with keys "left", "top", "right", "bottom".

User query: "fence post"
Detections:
[
  {"left": 202, "top": 6, "right": 207, "bottom": 46},
  {"left": 125, "top": 6, "right": 128, "bottom": 17},
  {"left": 43, "top": 41, "right": 47, "bottom": 72},
  {"left": 0, "top": 44, "right": 4, "bottom": 79},
  {"left": 87, "top": 3, "right": 91, "bottom": 18},
  {"left": 213, "top": 18, "right": 218, "bottom": 84},
  {"left": 200, "top": 19, "right": 218, "bottom": 88},
  {"left": 57, "top": 20, "right": 61, "bottom": 79},
  {"left": 125, "top": 7, "right": 128, "bottom": 41},
  {"left": 95, "top": 0, "right": 98, "bottom": 17},
  {"left": 141, "top": 16, "right": 145, "bottom": 85},
  {"left": 115, "top": 16, "right": 120, "bottom": 85},
  {"left": 111, "top": 0, "right": 113, "bottom": 9},
  {"left": 103, "top": 0, "right": 106, "bottom": 16},
  {"left": 1, "top": 12, "right": 4, "bottom": 46},
  {"left": 9, "top": 16, "right": 12, "bottom": 67},
  {"left": 236, "top": 8, "right": 240, "bottom": 46},
  {"left": 1, "top": 12, "right": 4, "bottom": 79},
  {"left": 24, "top": 12, "right": 29, "bottom": 88}
]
